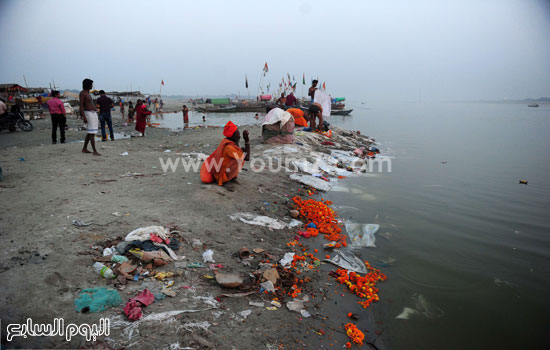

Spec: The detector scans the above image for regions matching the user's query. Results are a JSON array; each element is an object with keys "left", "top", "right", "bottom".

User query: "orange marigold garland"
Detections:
[
  {"left": 345, "top": 323, "right": 365, "bottom": 345},
  {"left": 292, "top": 196, "right": 347, "bottom": 247},
  {"left": 332, "top": 262, "right": 387, "bottom": 309}
]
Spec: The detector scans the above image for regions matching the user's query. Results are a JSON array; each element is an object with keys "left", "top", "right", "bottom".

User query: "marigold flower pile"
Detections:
[
  {"left": 345, "top": 323, "right": 365, "bottom": 345},
  {"left": 292, "top": 196, "right": 347, "bottom": 247},
  {"left": 333, "top": 262, "right": 387, "bottom": 309}
]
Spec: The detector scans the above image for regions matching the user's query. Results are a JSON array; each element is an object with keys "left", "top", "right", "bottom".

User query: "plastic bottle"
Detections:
[{"left": 93, "top": 262, "right": 115, "bottom": 279}]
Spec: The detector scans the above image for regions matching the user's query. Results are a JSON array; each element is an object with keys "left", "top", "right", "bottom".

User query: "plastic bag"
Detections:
[
  {"left": 345, "top": 223, "right": 380, "bottom": 248},
  {"left": 202, "top": 249, "right": 215, "bottom": 263},
  {"left": 74, "top": 287, "right": 122, "bottom": 313},
  {"left": 325, "top": 250, "right": 367, "bottom": 274}
]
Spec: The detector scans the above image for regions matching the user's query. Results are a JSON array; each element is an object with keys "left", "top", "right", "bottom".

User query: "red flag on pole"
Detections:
[
  {"left": 161, "top": 80, "right": 165, "bottom": 86},
  {"left": 263, "top": 62, "right": 269, "bottom": 73},
  {"left": 322, "top": 82, "right": 326, "bottom": 90}
]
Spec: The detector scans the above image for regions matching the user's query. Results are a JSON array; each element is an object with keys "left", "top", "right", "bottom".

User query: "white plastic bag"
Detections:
[
  {"left": 345, "top": 223, "right": 380, "bottom": 248},
  {"left": 202, "top": 249, "right": 215, "bottom": 263}
]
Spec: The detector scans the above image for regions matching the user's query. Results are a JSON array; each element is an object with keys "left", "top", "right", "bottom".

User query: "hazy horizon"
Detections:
[{"left": 1, "top": 0, "right": 549, "bottom": 102}]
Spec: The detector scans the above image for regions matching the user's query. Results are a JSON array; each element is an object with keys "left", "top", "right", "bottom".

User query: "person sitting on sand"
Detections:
[
  {"left": 79, "top": 78, "right": 101, "bottom": 156},
  {"left": 200, "top": 121, "right": 250, "bottom": 191},
  {"left": 285, "top": 92, "right": 297, "bottom": 107},
  {"left": 135, "top": 99, "right": 152, "bottom": 136},
  {"left": 276, "top": 93, "right": 286, "bottom": 106},
  {"left": 307, "top": 102, "right": 323, "bottom": 131}
]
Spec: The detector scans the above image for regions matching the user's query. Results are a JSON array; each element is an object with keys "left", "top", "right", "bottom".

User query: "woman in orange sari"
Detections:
[{"left": 200, "top": 121, "right": 250, "bottom": 191}]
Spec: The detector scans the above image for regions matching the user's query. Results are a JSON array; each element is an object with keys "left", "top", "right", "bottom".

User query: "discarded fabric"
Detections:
[
  {"left": 229, "top": 212, "right": 288, "bottom": 230},
  {"left": 74, "top": 288, "right": 122, "bottom": 313}
]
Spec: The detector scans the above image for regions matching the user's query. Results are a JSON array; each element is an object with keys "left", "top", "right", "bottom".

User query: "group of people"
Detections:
[{"left": 77, "top": 78, "right": 157, "bottom": 156}]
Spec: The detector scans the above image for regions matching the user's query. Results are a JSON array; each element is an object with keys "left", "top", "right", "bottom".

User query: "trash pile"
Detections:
[{"left": 259, "top": 126, "right": 387, "bottom": 191}]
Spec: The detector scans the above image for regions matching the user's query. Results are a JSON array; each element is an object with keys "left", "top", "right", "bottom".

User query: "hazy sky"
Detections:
[{"left": 1, "top": 0, "right": 549, "bottom": 101}]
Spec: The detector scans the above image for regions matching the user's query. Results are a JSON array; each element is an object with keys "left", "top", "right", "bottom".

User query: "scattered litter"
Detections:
[
  {"left": 238, "top": 310, "right": 252, "bottom": 320},
  {"left": 263, "top": 268, "right": 280, "bottom": 284},
  {"left": 519, "top": 180, "right": 528, "bottom": 185},
  {"left": 324, "top": 250, "right": 368, "bottom": 274},
  {"left": 215, "top": 273, "right": 243, "bottom": 288},
  {"left": 93, "top": 262, "right": 116, "bottom": 279},
  {"left": 300, "top": 310, "right": 311, "bottom": 317},
  {"left": 289, "top": 174, "right": 333, "bottom": 191},
  {"left": 252, "top": 248, "right": 264, "bottom": 254},
  {"left": 288, "top": 219, "right": 303, "bottom": 228},
  {"left": 103, "top": 247, "right": 117, "bottom": 256},
  {"left": 72, "top": 220, "right": 92, "bottom": 227},
  {"left": 181, "top": 321, "right": 211, "bottom": 332},
  {"left": 345, "top": 223, "right": 380, "bottom": 248},
  {"left": 266, "top": 306, "right": 277, "bottom": 311},
  {"left": 279, "top": 252, "right": 295, "bottom": 268},
  {"left": 217, "top": 291, "right": 256, "bottom": 298},
  {"left": 123, "top": 289, "right": 155, "bottom": 321},
  {"left": 239, "top": 247, "right": 252, "bottom": 259},
  {"left": 111, "top": 255, "right": 129, "bottom": 263},
  {"left": 186, "top": 262, "right": 205, "bottom": 268},
  {"left": 260, "top": 280, "right": 275, "bottom": 293},
  {"left": 164, "top": 150, "right": 172, "bottom": 153},
  {"left": 202, "top": 249, "right": 215, "bottom": 263},
  {"left": 229, "top": 212, "right": 288, "bottom": 230},
  {"left": 120, "top": 152, "right": 129, "bottom": 156},
  {"left": 249, "top": 301, "right": 265, "bottom": 307},
  {"left": 162, "top": 287, "right": 177, "bottom": 297},
  {"left": 271, "top": 300, "right": 282, "bottom": 308},
  {"left": 74, "top": 288, "right": 122, "bottom": 313}
]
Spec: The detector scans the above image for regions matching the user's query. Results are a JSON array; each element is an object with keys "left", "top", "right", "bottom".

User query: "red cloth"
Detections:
[
  {"left": 123, "top": 289, "right": 155, "bottom": 321},
  {"left": 223, "top": 121, "right": 237, "bottom": 137},
  {"left": 135, "top": 104, "right": 151, "bottom": 134}
]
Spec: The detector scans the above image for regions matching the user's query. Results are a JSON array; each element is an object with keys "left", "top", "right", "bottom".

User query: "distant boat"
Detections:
[
  {"left": 528, "top": 103, "right": 539, "bottom": 107},
  {"left": 195, "top": 105, "right": 237, "bottom": 113},
  {"left": 331, "top": 109, "right": 353, "bottom": 116}
]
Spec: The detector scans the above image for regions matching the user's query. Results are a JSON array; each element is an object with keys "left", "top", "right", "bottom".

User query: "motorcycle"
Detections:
[{"left": 0, "top": 111, "right": 33, "bottom": 132}]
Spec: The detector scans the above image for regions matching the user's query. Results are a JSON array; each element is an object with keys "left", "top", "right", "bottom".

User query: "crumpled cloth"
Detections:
[
  {"left": 75, "top": 287, "right": 122, "bottom": 313},
  {"left": 125, "top": 226, "right": 169, "bottom": 242},
  {"left": 123, "top": 289, "right": 155, "bottom": 321}
]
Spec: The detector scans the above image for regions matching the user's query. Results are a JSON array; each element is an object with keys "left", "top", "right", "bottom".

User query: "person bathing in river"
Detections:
[
  {"left": 182, "top": 105, "right": 189, "bottom": 128},
  {"left": 200, "top": 121, "right": 250, "bottom": 191}
]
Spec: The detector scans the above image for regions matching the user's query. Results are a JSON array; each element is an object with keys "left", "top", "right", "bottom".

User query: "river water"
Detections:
[
  {"left": 155, "top": 102, "right": 550, "bottom": 349},
  {"left": 326, "top": 101, "right": 550, "bottom": 349}
]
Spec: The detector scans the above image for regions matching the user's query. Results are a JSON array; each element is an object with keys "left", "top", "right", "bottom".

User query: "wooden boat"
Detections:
[
  {"left": 331, "top": 109, "right": 353, "bottom": 116},
  {"left": 194, "top": 105, "right": 237, "bottom": 113},
  {"left": 528, "top": 103, "right": 539, "bottom": 107}
]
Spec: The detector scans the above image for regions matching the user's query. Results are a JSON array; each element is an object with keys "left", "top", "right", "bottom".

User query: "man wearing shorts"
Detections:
[{"left": 79, "top": 78, "right": 101, "bottom": 156}]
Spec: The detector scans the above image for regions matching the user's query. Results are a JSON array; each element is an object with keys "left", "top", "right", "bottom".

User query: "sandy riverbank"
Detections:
[{"left": 0, "top": 113, "right": 385, "bottom": 349}]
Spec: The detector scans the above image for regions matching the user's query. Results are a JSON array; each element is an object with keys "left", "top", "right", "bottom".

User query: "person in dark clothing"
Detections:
[{"left": 96, "top": 90, "right": 114, "bottom": 141}]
